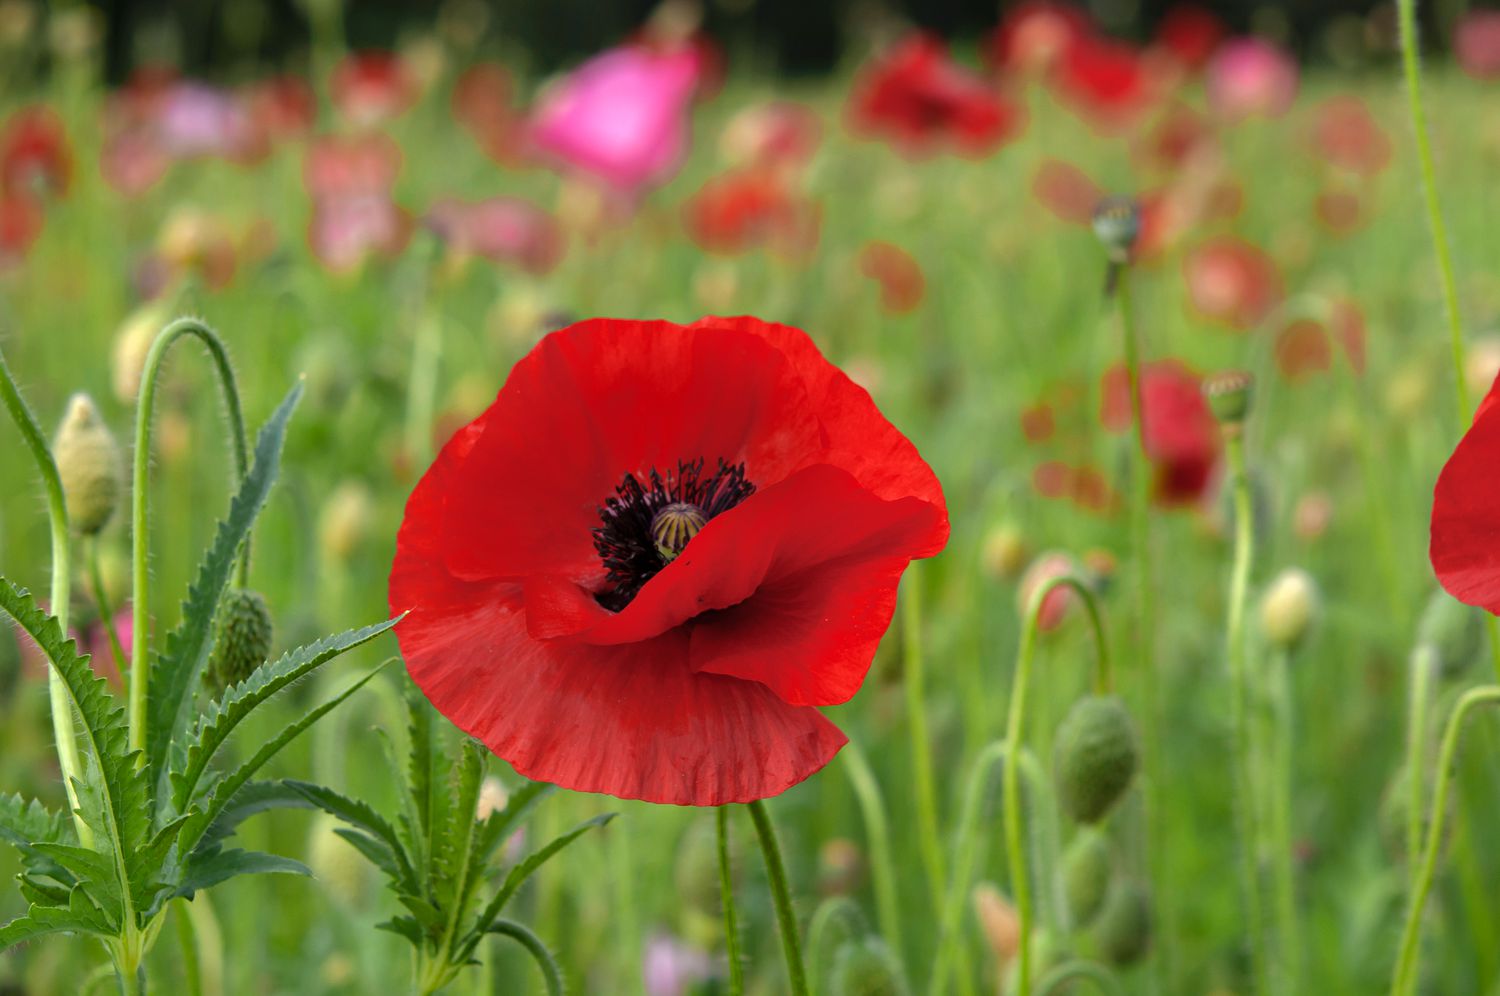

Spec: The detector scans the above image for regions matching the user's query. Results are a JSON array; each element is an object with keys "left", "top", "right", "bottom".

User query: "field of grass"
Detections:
[{"left": 3, "top": 9, "right": 1500, "bottom": 995}]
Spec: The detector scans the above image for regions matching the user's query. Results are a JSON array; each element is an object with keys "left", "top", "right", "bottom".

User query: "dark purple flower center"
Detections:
[{"left": 592, "top": 459, "right": 755, "bottom": 612}]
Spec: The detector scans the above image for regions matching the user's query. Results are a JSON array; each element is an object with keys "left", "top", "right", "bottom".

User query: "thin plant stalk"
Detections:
[
  {"left": 130, "top": 319, "right": 250, "bottom": 754},
  {"left": 1405, "top": 646, "right": 1436, "bottom": 889},
  {"left": 1224, "top": 429, "right": 1268, "bottom": 994},
  {"left": 747, "top": 799, "right": 809, "bottom": 996},
  {"left": 1391, "top": 686, "right": 1500, "bottom": 995},
  {"left": 0, "top": 348, "right": 91, "bottom": 847},
  {"left": 841, "top": 737, "right": 903, "bottom": 963},
  {"left": 88, "top": 536, "right": 127, "bottom": 676},
  {"left": 901, "top": 571, "right": 947, "bottom": 919},
  {"left": 1266, "top": 645, "right": 1299, "bottom": 990},
  {"left": 718, "top": 806, "right": 746, "bottom": 996}
]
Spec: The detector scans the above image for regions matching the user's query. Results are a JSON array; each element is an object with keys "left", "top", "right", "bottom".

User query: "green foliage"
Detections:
[{"left": 290, "top": 693, "right": 613, "bottom": 992}]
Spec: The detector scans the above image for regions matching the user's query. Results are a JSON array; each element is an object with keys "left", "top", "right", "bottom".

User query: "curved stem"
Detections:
[
  {"left": 840, "top": 738, "right": 903, "bottom": 963},
  {"left": 1224, "top": 430, "right": 1267, "bottom": 995},
  {"left": 747, "top": 799, "right": 809, "bottom": 996},
  {"left": 130, "top": 318, "right": 249, "bottom": 755},
  {"left": 88, "top": 537, "right": 127, "bottom": 678},
  {"left": 0, "top": 347, "right": 90, "bottom": 847},
  {"left": 1391, "top": 686, "right": 1500, "bottom": 995},
  {"left": 1037, "top": 960, "right": 1128, "bottom": 996},
  {"left": 718, "top": 806, "right": 745, "bottom": 996},
  {"left": 490, "top": 919, "right": 564, "bottom": 996}
]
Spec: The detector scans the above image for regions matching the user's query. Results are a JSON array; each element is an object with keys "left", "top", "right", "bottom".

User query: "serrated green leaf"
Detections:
[
  {"left": 433, "top": 739, "right": 485, "bottom": 920},
  {"left": 29, "top": 843, "right": 117, "bottom": 900},
  {"left": 168, "top": 620, "right": 397, "bottom": 820},
  {"left": 147, "top": 384, "right": 303, "bottom": 792},
  {"left": 0, "top": 793, "right": 74, "bottom": 877},
  {"left": 177, "top": 661, "right": 390, "bottom": 858},
  {"left": 194, "top": 781, "right": 314, "bottom": 852},
  {"left": 469, "top": 813, "right": 615, "bottom": 940},
  {"left": 398, "top": 893, "right": 446, "bottom": 935},
  {"left": 377, "top": 915, "right": 424, "bottom": 947},
  {"left": 0, "top": 579, "right": 145, "bottom": 925},
  {"left": 0, "top": 902, "right": 112, "bottom": 950},
  {"left": 172, "top": 848, "right": 309, "bottom": 900},
  {"left": 17, "top": 873, "right": 71, "bottom": 908},
  {"left": 329, "top": 828, "right": 404, "bottom": 884},
  {"left": 285, "top": 780, "right": 416, "bottom": 892}
]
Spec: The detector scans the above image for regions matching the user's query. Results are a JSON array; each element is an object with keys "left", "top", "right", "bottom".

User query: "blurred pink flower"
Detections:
[
  {"left": 425, "top": 196, "right": 564, "bottom": 274},
  {"left": 308, "top": 194, "right": 411, "bottom": 274},
  {"left": 529, "top": 44, "right": 700, "bottom": 195},
  {"left": 1455, "top": 11, "right": 1500, "bottom": 81},
  {"left": 303, "top": 134, "right": 404, "bottom": 199},
  {"left": 642, "top": 933, "right": 712, "bottom": 996},
  {"left": 155, "top": 82, "right": 261, "bottom": 161},
  {"left": 1205, "top": 38, "right": 1298, "bottom": 121},
  {"left": 17, "top": 604, "right": 131, "bottom": 688}
]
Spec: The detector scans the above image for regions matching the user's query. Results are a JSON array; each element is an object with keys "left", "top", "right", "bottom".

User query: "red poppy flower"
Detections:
[
  {"left": 1032, "top": 159, "right": 1103, "bottom": 224},
  {"left": 331, "top": 51, "right": 418, "bottom": 128},
  {"left": 1020, "top": 403, "right": 1055, "bottom": 443},
  {"left": 849, "top": 34, "right": 1025, "bottom": 157},
  {"left": 0, "top": 105, "right": 72, "bottom": 200},
  {"left": 1432, "top": 373, "right": 1500, "bottom": 613},
  {"left": 984, "top": 2, "right": 1092, "bottom": 75},
  {"left": 389, "top": 317, "right": 949, "bottom": 805},
  {"left": 1154, "top": 5, "right": 1226, "bottom": 71},
  {"left": 1455, "top": 11, "right": 1500, "bottom": 81},
  {"left": 682, "top": 169, "right": 820, "bottom": 257},
  {"left": 1274, "top": 318, "right": 1331, "bottom": 381},
  {"left": 858, "top": 241, "right": 925, "bottom": 314},
  {"left": 1101, "top": 360, "right": 1220, "bottom": 505},
  {"left": 1307, "top": 95, "right": 1391, "bottom": 176},
  {"left": 1135, "top": 103, "right": 1214, "bottom": 174},
  {"left": 1053, "top": 35, "right": 1157, "bottom": 131},
  {"left": 1182, "top": 235, "right": 1283, "bottom": 329}
]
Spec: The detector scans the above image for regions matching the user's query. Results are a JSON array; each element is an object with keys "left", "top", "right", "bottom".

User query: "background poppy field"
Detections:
[{"left": 4, "top": 1, "right": 1500, "bottom": 993}]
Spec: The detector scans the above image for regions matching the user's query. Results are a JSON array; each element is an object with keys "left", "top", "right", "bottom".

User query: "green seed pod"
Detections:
[
  {"left": 1062, "top": 827, "right": 1114, "bottom": 928},
  {"left": 829, "top": 938, "right": 909, "bottom": 996},
  {"left": 1093, "top": 880, "right": 1152, "bottom": 967},
  {"left": 1417, "top": 590, "right": 1482, "bottom": 681},
  {"left": 1091, "top": 196, "right": 1140, "bottom": 263},
  {"left": 1054, "top": 696, "right": 1139, "bottom": 824},
  {"left": 54, "top": 393, "right": 122, "bottom": 535},
  {"left": 205, "top": 588, "right": 273, "bottom": 693},
  {"left": 1202, "top": 370, "right": 1254, "bottom": 426}
]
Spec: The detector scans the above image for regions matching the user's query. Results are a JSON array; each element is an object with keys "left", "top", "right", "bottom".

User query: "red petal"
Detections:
[{"left": 1432, "top": 375, "right": 1500, "bottom": 614}]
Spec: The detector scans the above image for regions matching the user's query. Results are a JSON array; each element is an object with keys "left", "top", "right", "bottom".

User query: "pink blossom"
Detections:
[
  {"left": 642, "top": 933, "right": 712, "bottom": 996},
  {"left": 1455, "top": 11, "right": 1500, "bottom": 80},
  {"left": 425, "top": 196, "right": 564, "bottom": 274},
  {"left": 1205, "top": 38, "right": 1299, "bottom": 122},
  {"left": 308, "top": 194, "right": 410, "bottom": 274},
  {"left": 529, "top": 44, "right": 700, "bottom": 195}
]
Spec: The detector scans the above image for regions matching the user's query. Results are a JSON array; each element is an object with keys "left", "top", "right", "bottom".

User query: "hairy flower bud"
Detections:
[
  {"left": 1054, "top": 696, "right": 1139, "bottom": 824},
  {"left": 205, "top": 588, "right": 273, "bottom": 693},
  {"left": 1062, "top": 827, "right": 1113, "bottom": 928},
  {"left": 1417, "top": 589, "right": 1482, "bottom": 681},
  {"left": 318, "top": 480, "right": 375, "bottom": 564},
  {"left": 1093, "top": 880, "right": 1152, "bottom": 966},
  {"left": 1259, "top": 568, "right": 1320, "bottom": 652},
  {"left": 980, "top": 523, "right": 1028, "bottom": 581},
  {"left": 54, "top": 393, "right": 122, "bottom": 535}
]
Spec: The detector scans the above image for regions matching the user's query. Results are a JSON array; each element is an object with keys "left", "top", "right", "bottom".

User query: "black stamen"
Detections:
[{"left": 592, "top": 458, "right": 755, "bottom": 612}]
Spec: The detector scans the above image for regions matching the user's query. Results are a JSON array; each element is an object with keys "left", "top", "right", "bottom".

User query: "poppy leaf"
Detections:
[
  {"left": 191, "top": 780, "right": 316, "bottom": 853},
  {"left": 0, "top": 897, "right": 113, "bottom": 951},
  {"left": 285, "top": 779, "right": 418, "bottom": 892},
  {"left": 469, "top": 813, "right": 615, "bottom": 940},
  {"left": 0, "top": 793, "right": 72, "bottom": 873},
  {"left": 171, "top": 848, "right": 309, "bottom": 900}
]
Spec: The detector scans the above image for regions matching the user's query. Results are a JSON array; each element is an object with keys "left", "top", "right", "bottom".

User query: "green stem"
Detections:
[
  {"left": 0, "top": 347, "right": 91, "bottom": 847},
  {"left": 1037, "top": 961, "right": 1128, "bottom": 996},
  {"left": 840, "top": 738, "right": 903, "bottom": 963},
  {"left": 718, "top": 806, "right": 745, "bottom": 996},
  {"left": 1225, "top": 430, "right": 1267, "bottom": 995},
  {"left": 174, "top": 899, "right": 204, "bottom": 996},
  {"left": 1266, "top": 646, "right": 1299, "bottom": 991},
  {"left": 405, "top": 312, "right": 442, "bottom": 468},
  {"left": 1405, "top": 646, "right": 1435, "bottom": 888},
  {"left": 901, "top": 571, "right": 947, "bottom": 921},
  {"left": 489, "top": 920, "right": 564, "bottom": 996},
  {"left": 130, "top": 319, "right": 249, "bottom": 756},
  {"left": 747, "top": 799, "right": 809, "bottom": 996},
  {"left": 88, "top": 537, "right": 128, "bottom": 678},
  {"left": 1391, "top": 686, "right": 1500, "bottom": 996}
]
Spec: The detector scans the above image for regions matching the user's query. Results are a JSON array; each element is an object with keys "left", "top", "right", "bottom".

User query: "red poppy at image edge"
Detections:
[
  {"left": 1431, "top": 373, "right": 1500, "bottom": 615},
  {"left": 388, "top": 316, "right": 950, "bottom": 806}
]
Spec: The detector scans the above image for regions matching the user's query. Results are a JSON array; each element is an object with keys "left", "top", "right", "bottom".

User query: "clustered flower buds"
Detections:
[
  {"left": 53, "top": 392, "right": 122, "bottom": 535},
  {"left": 1054, "top": 695, "right": 1140, "bottom": 824}
]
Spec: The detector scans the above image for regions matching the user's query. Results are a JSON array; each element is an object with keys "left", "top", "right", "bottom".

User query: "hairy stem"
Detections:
[
  {"left": 718, "top": 806, "right": 745, "bottom": 996},
  {"left": 841, "top": 737, "right": 903, "bottom": 964},
  {"left": 1266, "top": 645, "right": 1299, "bottom": 990},
  {"left": 748, "top": 799, "right": 809, "bottom": 996}
]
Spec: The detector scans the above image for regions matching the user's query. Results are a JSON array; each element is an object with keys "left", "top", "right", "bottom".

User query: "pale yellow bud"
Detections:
[
  {"left": 476, "top": 775, "right": 508, "bottom": 822},
  {"left": 318, "top": 481, "right": 374, "bottom": 564},
  {"left": 54, "top": 394, "right": 122, "bottom": 535},
  {"left": 111, "top": 303, "right": 169, "bottom": 403},
  {"left": 1259, "top": 568, "right": 1320, "bottom": 651}
]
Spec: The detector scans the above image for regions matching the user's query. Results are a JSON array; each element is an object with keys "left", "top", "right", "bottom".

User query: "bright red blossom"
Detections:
[
  {"left": 1053, "top": 35, "right": 1157, "bottom": 130},
  {"left": 683, "top": 169, "right": 820, "bottom": 257},
  {"left": 858, "top": 242, "right": 925, "bottom": 314},
  {"left": 1153, "top": 5, "right": 1226, "bottom": 71},
  {"left": 331, "top": 51, "right": 418, "bottom": 127},
  {"left": 0, "top": 106, "right": 72, "bottom": 200},
  {"left": 985, "top": 2, "right": 1092, "bottom": 75},
  {"left": 1432, "top": 373, "right": 1500, "bottom": 613},
  {"left": 1102, "top": 360, "right": 1220, "bottom": 506},
  {"left": 390, "top": 317, "right": 948, "bottom": 805}
]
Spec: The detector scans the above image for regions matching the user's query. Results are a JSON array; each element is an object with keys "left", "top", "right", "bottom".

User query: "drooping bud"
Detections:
[
  {"left": 1091, "top": 196, "right": 1141, "bottom": 263},
  {"left": 829, "top": 938, "right": 910, "bottom": 996},
  {"left": 54, "top": 393, "right": 123, "bottom": 535},
  {"left": 651, "top": 502, "right": 707, "bottom": 562},
  {"left": 1259, "top": 568, "right": 1320, "bottom": 652},
  {"left": 1093, "top": 880, "right": 1152, "bottom": 966},
  {"left": 1054, "top": 696, "right": 1140, "bottom": 824},
  {"left": 1202, "top": 369, "right": 1254, "bottom": 426},
  {"left": 1062, "top": 827, "right": 1114, "bottom": 928},
  {"left": 205, "top": 588, "right": 274, "bottom": 693},
  {"left": 1416, "top": 589, "right": 1482, "bottom": 681}
]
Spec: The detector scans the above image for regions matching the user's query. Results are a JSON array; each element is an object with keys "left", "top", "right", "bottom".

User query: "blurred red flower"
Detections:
[
  {"left": 1314, "top": 188, "right": 1365, "bottom": 236},
  {"left": 1431, "top": 373, "right": 1500, "bottom": 613},
  {"left": 1019, "top": 551, "right": 1084, "bottom": 630},
  {"left": 1307, "top": 95, "right": 1391, "bottom": 176},
  {"left": 1101, "top": 360, "right": 1220, "bottom": 505},
  {"left": 426, "top": 196, "right": 564, "bottom": 274},
  {"left": 308, "top": 195, "right": 411, "bottom": 274},
  {"left": 1274, "top": 318, "right": 1331, "bottom": 381},
  {"left": 389, "top": 316, "right": 948, "bottom": 804},
  {"left": 1205, "top": 38, "right": 1298, "bottom": 121},
  {"left": 0, "top": 194, "right": 43, "bottom": 266},
  {"left": 452, "top": 63, "right": 529, "bottom": 167},
  {"left": 331, "top": 51, "right": 418, "bottom": 128},
  {"left": 0, "top": 106, "right": 72, "bottom": 200},
  {"left": 858, "top": 241, "right": 925, "bottom": 313},
  {"left": 1135, "top": 103, "right": 1214, "bottom": 174},
  {"left": 1455, "top": 10, "right": 1500, "bottom": 81},
  {"left": 984, "top": 1, "right": 1092, "bottom": 75},
  {"left": 245, "top": 75, "right": 316, "bottom": 142},
  {"left": 1183, "top": 235, "right": 1283, "bottom": 329},
  {"left": 683, "top": 169, "right": 820, "bottom": 257},
  {"left": 1053, "top": 35, "right": 1157, "bottom": 131},
  {"left": 849, "top": 34, "right": 1025, "bottom": 157},
  {"left": 719, "top": 101, "right": 822, "bottom": 173},
  {"left": 1153, "top": 5, "right": 1226, "bottom": 71},
  {"left": 1032, "top": 158, "right": 1102, "bottom": 224}
]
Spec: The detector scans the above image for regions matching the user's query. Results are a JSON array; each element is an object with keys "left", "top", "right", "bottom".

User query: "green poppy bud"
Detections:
[
  {"left": 1203, "top": 370, "right": 1254, "bottom": 426},
  {"left": 1416, "top": 590, "right": 1482, "bottom": 681},
  {"left": 1055, "top": 696, "right": 1139, "bottom": 824},
  {"left": 1093, "top": 880, "right": 1152, "bottom": 966},
  {"left": 1259, "top": 568, "right": 1320, "bottom": 652},
  {"left": 830, "top": 938, "right": 909, "bottom": 996},
  {"left": 1062, "top": 827, "right": 1114, "bottom": 928},
  {"left": 205, "top": 588, "right": 273, "bottom": 694},
  {"left": 54, "top": 393, "right": 122, "bottom": 535}
]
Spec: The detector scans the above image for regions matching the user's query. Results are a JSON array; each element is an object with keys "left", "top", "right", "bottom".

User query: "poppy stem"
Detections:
[
  {"left": 0, "top": 346, "right": 91, "bottom": 848},
  {"left": 747, "top": 799, "right": 809, "bottom": 996},
  {"left": 900, "top": 572, "right": 948, "bottom": 925},
  {"left": 717, "top": 806, "right": 745, "bottom": 996},
  {"left": 130, "top": 318, "right": 251, "bottom": 754},
  {"left": 1390, "top": 686, "right": 1500, "bottom": 995},
  {"left": 87, "top": 535, "right": 128, "bottom": 677},
  {"left": 1264, "top": 644, "right": 1300, "bottom": 990},
  {"left": 840, "top": 738, "right": 903, "bottom": 967},
  {"left": 1404, "top": 645, "right": 1436, "bottom": 894},
  {"left": 1224, "top": 428, "right": 1269, "bottom": 995}
]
